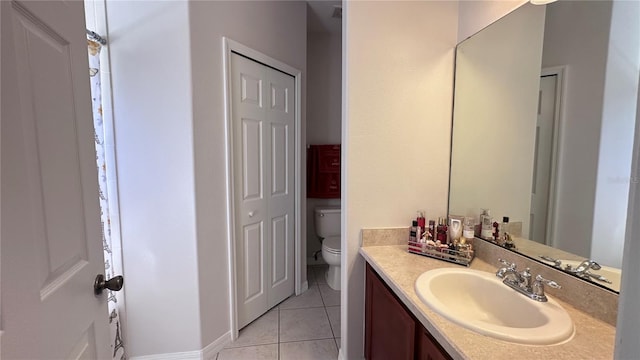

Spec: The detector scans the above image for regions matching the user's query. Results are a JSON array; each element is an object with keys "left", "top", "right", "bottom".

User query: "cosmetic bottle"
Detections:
[
  {"left": 480, "top": 209, "right": 493, "bottom": 240},
  {"left": 409, "top": 220, "right": 418, "bottom": 242},
  {"left": 417, "top": 210, "right": 426, "bottom": 229},
  {"left": 436, "top": 217, "right": 448, "bottom": 243},
  {"left": 498, "top": 216, "right": 510, "bottom": 244},
  {"left": 427, "top": 220, "right": 435, "bottom": 242},
  {"left": 448, "top": 217, "right": 463, "bottom": 244},
  {"left": 463, "top": 217, "right": 475, "bottom": 240}
]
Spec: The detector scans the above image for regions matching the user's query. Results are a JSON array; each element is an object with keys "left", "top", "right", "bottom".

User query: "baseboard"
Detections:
[
  {"left": 201, "top": 331, "right": 232, "bottom": 360},
  {"left": 298, "top": 280, "right": 309, "bottom": 295},
  {"left": 129, "top": 331, "right": 232, "bottom": 360},
  {"left": 129, "top": 350, "right": 201, "bottom": 360}
]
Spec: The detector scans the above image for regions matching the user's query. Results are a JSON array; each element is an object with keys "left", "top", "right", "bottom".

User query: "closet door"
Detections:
[{"left": 231, "top": 53, "right": 295, "bottom": 328}]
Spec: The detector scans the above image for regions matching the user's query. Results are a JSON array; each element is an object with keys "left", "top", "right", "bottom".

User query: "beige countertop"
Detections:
[{"left": 360, "top": 245, "right": 616, "bottom": 360}]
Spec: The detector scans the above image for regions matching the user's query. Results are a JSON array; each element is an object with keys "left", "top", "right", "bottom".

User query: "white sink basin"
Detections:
[{"left": 415, "top": 268, "right": 574, "bottom": 345}]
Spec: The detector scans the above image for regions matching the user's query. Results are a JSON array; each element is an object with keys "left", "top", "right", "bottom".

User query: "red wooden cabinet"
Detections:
[
  {"left": 307, "top": 144, "right": 340, "bottom": 198},
  {"left": 365, "top": 264, "right": 452, "bottom": 360}
]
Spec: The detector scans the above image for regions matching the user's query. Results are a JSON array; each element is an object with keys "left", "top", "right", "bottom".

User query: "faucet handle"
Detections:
[
  {"left": 531, "top": 274, "right": 561, "bottom": 301},
  {"left": 535, "top": 274, "right": 561, "bottom": 289}
]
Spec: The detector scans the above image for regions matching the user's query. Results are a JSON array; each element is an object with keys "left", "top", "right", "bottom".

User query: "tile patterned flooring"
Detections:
[{"left": 216, "top": 265, "right": 341, "bottom": 360}]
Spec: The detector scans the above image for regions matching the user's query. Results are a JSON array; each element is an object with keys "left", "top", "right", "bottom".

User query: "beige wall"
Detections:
[
  {"left": 457, "top": 0, "right": 527, "bottom": 42},
  {"left": 189, "top": 0, "right": 307, "bottom": 349},
  {"left": 343, "top": 1, "right": 458, "bottom": 357}
]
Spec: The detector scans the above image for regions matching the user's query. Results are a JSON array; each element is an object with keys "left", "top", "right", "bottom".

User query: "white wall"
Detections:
[
  {"left": 188, "top": 0, "right": 307, "bottom": 348},
  {"left": 591, "top": 0, "right": 640, "bottom": 268},
  {"left": 457, "top": 0, "right": 527, "bottom": 43},
  {"left": 615, "top": 57, "right": 640, "bottom": 360},
  {"left": 307, "top": 32, "right": 342, "bottom": 145},
  {"left": 343, "top": 1, "right": 458, "bottom": 357},
  {"left": 106, "top": 1, "right": 202, "bottom": 356},
  {"left": 108, "top": 1, "right": 306, "bottom": 356},
  {"left": 306, "top": 30, "right": 342, "bottom": 260},
  {"left": 449, "top": 4, "right": 546, "bottom": 236},
  {"left": 542, "top": 0, "right": 613, "bottom": 258}
]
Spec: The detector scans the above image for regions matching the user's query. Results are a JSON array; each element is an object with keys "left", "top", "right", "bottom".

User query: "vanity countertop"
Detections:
[{"left": 360, "top": 245, "right": 616, "bottom": 360}]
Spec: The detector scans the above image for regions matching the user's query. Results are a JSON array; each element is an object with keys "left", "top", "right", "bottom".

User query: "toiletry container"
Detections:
[
  {"left": 480, "top": 209, "right": 493, "bottom": 240},
  {"left": 314, "top": 206, "right": 341, "bottom": 290}
]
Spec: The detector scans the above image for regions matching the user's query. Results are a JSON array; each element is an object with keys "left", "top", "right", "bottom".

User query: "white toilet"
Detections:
[{"left": 314, "top": 206, "right": 341, "bottom": 291}]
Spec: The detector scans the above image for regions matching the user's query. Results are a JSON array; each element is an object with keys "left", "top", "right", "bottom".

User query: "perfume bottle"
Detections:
[{"left": 436, "top": 217, "right": 448, "bottom": 243}]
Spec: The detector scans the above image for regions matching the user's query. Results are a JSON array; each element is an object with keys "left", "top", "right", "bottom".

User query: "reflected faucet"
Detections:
[{"left": 567, "top": 259, "right": 612, "bottom": 284}]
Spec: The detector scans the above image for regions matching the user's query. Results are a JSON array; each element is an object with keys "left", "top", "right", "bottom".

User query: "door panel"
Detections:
[
  {"left": 265, "top": 67, "right": 295, "bottom": 306},
  {"left": 271, "top": 123, "right": 288, "bottom": 196},
  {"left": 232, "top": 52, "right": 295, "bottom": 328},
  {"left": 242, "top": 118, "right": 263, "bottom": 200},
  {"left": 271, "top": 214, "right": 288, "bottom": 287},
  {"left": 243, "top": 222, "right": 265, "bottom": 302},
  {"left": 1, "top": 0, "right": 110, "bottom": 358}
]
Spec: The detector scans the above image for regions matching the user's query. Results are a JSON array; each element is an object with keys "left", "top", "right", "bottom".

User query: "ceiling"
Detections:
[{"left": 307, "top": 0, "right": 342, "bottom": 35}]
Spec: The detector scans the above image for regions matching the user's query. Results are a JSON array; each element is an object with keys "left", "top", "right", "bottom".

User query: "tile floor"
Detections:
[{"left": 216, "top": 265, "right": 341, "bottom": 360}]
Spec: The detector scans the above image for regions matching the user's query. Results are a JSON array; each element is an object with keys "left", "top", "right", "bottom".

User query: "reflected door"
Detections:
[
  {"left": 530, "top": 75, "right": 558, "bottom": 244},
  {"left": 231, "top": 53, "right": 295, "bottom": 328}
]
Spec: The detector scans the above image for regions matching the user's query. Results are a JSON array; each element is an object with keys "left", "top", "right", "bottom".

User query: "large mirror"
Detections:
[{"left": 449, "top": 0, "right": 639, "bottom": 293}]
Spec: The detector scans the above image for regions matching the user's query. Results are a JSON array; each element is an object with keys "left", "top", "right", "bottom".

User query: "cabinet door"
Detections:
[
  {"left": 417, "top": 326, "right": 452, "bottom": 360},
  {"left": 365, "top": 264, "right": 415, "bottom": 360}
]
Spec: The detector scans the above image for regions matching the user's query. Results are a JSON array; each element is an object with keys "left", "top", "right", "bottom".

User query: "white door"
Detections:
[
  {"left": 530, "top": 75, "right": 558, "bottom": 244},
  {"left": 231, "top": 53, "right": 295, "bottom": 328},
  {"left": 1, "top": 0, "right": 112, "bottom": 358}
]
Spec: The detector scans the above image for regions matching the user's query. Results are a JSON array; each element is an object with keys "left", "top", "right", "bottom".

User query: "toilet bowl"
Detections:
[
  {"left": 314, "top": 206, "right": 341, "bottom": 291},
  {"left": 321, "top": 236, "right": 341, "bottom": 290}
]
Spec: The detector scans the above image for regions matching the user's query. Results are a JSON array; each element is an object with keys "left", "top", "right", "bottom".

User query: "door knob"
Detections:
[
  {"left": 248, "top": 211, "right": 255, "bottom": 217},
  {"left": 94, "top": 274, "right": 124, "bottom": 295}
]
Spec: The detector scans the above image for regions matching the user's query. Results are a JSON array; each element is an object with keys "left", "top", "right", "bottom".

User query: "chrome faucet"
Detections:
[
  {"left": 566, "top": 259, "right": 612, "bottom": 284},
  {"left": 496, "top": 259, "right": 560, "bottom": 302}
]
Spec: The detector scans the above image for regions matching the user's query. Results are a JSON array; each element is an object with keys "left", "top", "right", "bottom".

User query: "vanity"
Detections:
[
  {"left": 360, "top": 234, "right": 617, "bottom": 360},
  {"left": 359, "top": 0, "right": 636, "bottom": 357}
]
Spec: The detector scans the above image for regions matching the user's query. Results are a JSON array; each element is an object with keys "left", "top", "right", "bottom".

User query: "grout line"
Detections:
[
  {"left": 280, "top": 305, "right": 326, "bottom": 311},
  {"left": 279, "top": 337, "right": 336, "bottom": 344},
  {"left": 323, "top": 303, "right": 336, "bottom": 340}
]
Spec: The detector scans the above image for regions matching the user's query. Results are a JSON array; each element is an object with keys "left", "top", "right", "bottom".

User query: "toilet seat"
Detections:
[{"left": 322, "top": 236, "right": 341, "bottom": 254}]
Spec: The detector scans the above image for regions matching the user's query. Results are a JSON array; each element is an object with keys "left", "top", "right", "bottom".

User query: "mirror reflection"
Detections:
[{"left": 449, "top": 0, "right": 639, "bottom": 293}]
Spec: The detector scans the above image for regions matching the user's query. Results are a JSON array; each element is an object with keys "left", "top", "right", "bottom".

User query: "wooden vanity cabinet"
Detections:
[{"left": 365, "top": 263, "right": 451, "bottom": 360}]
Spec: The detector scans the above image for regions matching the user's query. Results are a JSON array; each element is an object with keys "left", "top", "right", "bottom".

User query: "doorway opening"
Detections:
[{"left": 529, "top": 66, "right": 566, "bottom": 247}]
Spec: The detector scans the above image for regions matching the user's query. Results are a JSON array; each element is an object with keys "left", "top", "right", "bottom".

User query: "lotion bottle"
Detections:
[{"left": 480, "top": 209, "right": 493, "bottom": 240}]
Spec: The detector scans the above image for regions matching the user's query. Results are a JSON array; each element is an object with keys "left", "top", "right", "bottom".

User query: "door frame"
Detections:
[
  {"left": 222, "top": 37, "right": 303, "bottom": 340},
  {"left": 540, "top": 66, "right": 567, "bottom": 248}
]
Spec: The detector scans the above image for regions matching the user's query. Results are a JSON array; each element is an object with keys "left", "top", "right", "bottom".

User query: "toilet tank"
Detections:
[{"left": 314, "top": 206, "right": 341, "bottom": 238}]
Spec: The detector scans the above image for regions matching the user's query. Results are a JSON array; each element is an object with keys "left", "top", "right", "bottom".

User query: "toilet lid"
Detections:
[{"left": 322, "top": 236, "right": 341, "bottom": 253}]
